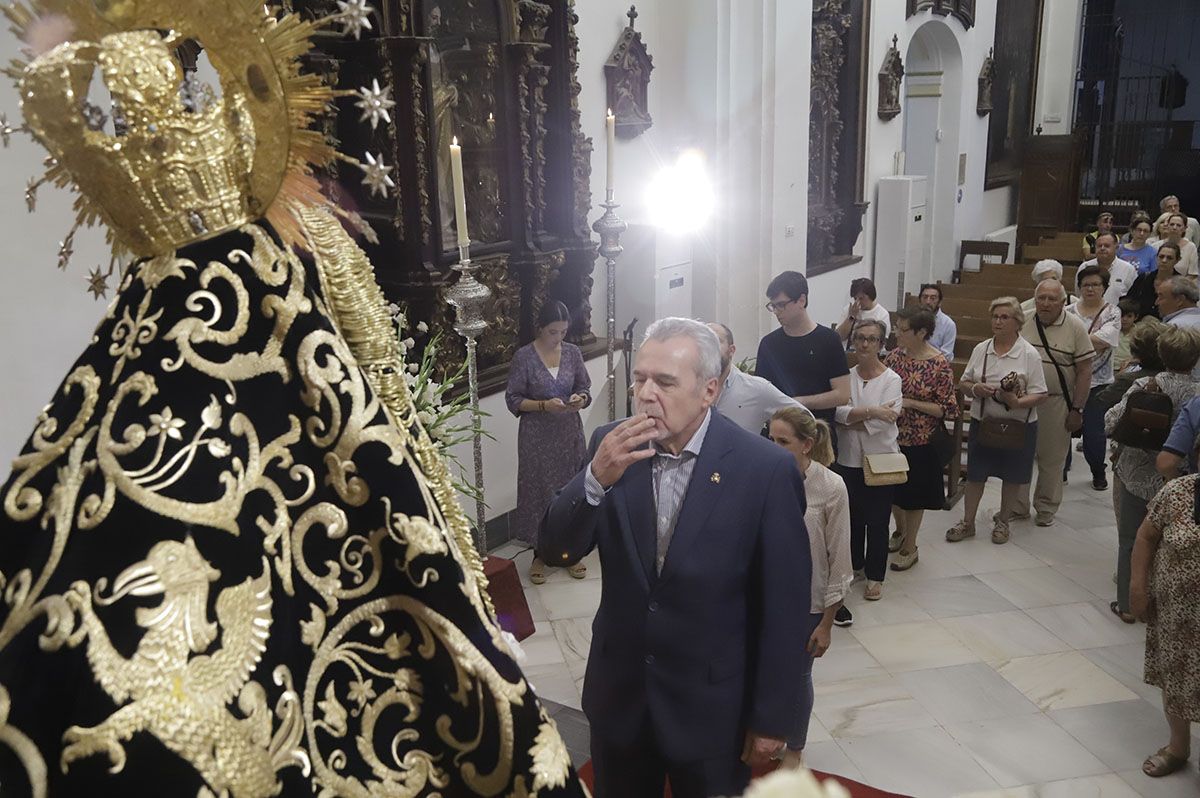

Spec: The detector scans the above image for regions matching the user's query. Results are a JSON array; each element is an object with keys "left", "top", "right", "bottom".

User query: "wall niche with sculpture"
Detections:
[
  {"left": 809, "top": 0, "right": 872, "bottom": 276},
  {"left": 295, "top": 0, "right": 599, "bottom": 396}
]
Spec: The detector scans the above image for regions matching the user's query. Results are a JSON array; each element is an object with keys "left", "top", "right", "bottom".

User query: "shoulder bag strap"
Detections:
[
  {"left": 1086, "top": 304, "right": 1109, "bottom": 335},
  {"left": 1034, "top": 315, "right": 1073, "bottom": 407}
]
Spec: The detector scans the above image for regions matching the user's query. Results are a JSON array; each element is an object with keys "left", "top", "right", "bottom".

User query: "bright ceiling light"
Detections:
[{"left": 645, "top": 148, "right": 715, "bottom": 234}]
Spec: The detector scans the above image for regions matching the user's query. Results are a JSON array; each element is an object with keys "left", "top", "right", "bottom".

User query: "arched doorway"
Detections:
[{"left": 902, "top": 21, "right": 964, "bottom": 290}]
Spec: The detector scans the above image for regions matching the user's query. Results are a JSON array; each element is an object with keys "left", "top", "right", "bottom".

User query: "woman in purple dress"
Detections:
[{"left": 505, "top": 301, "right": 592, "bottom": 583}]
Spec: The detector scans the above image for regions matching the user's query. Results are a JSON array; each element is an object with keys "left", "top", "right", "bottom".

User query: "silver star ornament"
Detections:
[
  {"left": 355, "top": 79, "right": 395, "bottom": 130},
  {"left": 86, "top": 266, "right": 109, "bottom": 299},
  {"left": 335, "top": 0, "right": 374, "bottom": 40},
  {"left": 0, "top": 114, "right": 15, "bottom": 147},
  {"left": 360, "top": 152, "right": 394, "bottom": 198}
]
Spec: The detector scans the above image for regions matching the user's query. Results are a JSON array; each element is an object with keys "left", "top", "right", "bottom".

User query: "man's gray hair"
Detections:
[
  {"left": 1036, "top": 278, "right": 1067, "bottom": 300},
  {"left": 643, "top": 317, "right": 722, "bottom": 382},
  {"left": 1165, "top": 276, "right": 1200, "bottom": 303},
  {"left": 1161, "top": 194, "right": 1179, "bottom": 211},
  {"left": 1031, "top": 259, "right": 1063, "bottom": 282}
]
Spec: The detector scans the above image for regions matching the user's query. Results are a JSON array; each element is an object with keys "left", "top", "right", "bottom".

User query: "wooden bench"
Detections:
[
  {"left": 1021, "top": 243, "right": 1084, "bottom": 266},
  {"left": 939, "top": 283, "right": 1035, "bottom": 302},
  {"left": 906, "top": 294, "right": 994, "bottom": 321},
  {"left": 961, "top": 264, "right": 1079, "bottom": 288}
]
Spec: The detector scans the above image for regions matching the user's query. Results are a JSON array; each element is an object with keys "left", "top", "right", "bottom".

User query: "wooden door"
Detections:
[{"left": 1016, "top": 132, "right": 1084, "bottom": 247}]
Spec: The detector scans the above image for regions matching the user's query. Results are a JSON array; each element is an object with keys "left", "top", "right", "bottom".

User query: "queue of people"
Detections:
[{"left": 506, "top": 208, "right": 1200, "bottom": 789}]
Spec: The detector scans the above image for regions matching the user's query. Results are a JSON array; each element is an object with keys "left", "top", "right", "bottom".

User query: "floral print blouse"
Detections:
[{"left": 884, "top": 348, "right": 960, "bottom": 447}]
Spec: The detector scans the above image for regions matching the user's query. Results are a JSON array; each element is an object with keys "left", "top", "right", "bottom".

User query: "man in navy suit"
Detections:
[{"left": 538, "top": 318, "right": 811, "bottom": 798}]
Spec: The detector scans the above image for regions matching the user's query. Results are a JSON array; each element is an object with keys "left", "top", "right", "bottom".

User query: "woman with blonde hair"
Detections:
[
  {"left": 768, "top": 407, "right": 851, "bottom": 769},
  {"left": 948, "top": 297, "right": 1048, "bottom": 544}
]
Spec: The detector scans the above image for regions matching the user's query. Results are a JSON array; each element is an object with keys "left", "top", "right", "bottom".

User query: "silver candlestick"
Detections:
[
  {"left": 445, "top": 241, "right": 491, "bottom": 555},
  {"left": 592, "top": 190, "right": 628, "bottom": 421}
]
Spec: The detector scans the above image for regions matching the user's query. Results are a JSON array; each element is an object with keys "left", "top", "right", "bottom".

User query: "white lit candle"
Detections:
[
  {"left": 606, "top": 108, "right": 615, "bottom": 196},
  {"left": 450, "top": 136, "right": 469, "bottom": 247}
]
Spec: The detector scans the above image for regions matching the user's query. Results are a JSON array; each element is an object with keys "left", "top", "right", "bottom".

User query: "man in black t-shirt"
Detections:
[
  {"left": 755, "top": 271, "right": 851, "bottom": 434},
  {"left": 756, "top": 270, "right": 853, "bottom": 627}
]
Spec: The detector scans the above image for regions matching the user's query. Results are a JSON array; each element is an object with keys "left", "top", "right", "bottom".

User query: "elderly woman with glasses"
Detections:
[
  {"left": 947, "top": 297, "right": 1049, "bottom": 544},
  {"left": 1069, "top": 264, "right": 1123, "bottom": 491},
  {"left": 834, "top": 319, "right": 902, "bottom": 600}
]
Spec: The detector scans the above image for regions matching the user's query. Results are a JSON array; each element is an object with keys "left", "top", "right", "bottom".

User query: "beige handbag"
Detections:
[{"left": 863, "top": 452, "right": 909, "bottom": 486}]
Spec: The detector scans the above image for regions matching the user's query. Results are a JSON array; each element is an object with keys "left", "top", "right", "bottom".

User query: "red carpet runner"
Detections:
[{"left": 577, "top": 759, "right": 911, "bottom": 798}]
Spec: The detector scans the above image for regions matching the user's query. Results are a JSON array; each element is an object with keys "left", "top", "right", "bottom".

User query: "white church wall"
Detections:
[
  {"left": 0, "top": 29, "right": 112, "bottom": 463},
  {"left": 851, "top": 1, "right": 1000, "bottom": 307}
]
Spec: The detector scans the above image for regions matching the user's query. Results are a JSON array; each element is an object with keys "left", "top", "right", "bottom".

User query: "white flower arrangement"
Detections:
[
  {"left": 740, "top": 768, "right": 851, "bottom": 798},
  {"left": 389, "top": 302, "right": 491, "bottom": 505}
]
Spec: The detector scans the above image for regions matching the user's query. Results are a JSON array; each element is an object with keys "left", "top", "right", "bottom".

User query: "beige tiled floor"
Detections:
[{"left": 494, "top": 456, "right": 1200, "bottom": 797}]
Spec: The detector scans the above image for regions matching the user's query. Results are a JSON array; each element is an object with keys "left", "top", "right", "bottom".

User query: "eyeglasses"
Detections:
[
  {"left": 853, "top": 335, "right": 881, "bottom": 344},
  {"left": 1081, "top": 282, "right": 1104, "bottom": 290},
  {"left": 764, "top": 298, "right": 798, "bottom": 313},
  {"left": 992, "top": 314, "right": 1015, "bottom": 322}
]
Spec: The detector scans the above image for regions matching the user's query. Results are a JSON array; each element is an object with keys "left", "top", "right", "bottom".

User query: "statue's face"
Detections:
[{"left": 428, "top": 6, "right": 443, "bottom": 33}]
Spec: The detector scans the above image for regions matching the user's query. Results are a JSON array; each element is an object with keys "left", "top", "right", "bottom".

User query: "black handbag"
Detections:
[
  {"left": 1110, "top": 376, "right": 1174, "bottom": 450},
  {"left": 930, "top": 423, "right": 956, "bottom": 466}
]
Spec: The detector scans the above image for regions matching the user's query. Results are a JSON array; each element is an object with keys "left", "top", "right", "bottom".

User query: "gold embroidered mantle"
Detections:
[{"left": 0, "top": 220, "right": 582, "bottom": 797}]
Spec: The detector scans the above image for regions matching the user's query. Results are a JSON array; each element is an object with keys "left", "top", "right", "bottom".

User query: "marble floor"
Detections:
[{"left": 493, "top": 455, "right": 1200, "bottom": 797}]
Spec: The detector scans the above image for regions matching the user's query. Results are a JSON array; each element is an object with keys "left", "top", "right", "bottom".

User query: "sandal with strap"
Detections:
[
  {"left": 567, "top": 562, "right": 587, "bottom": 579},
  {"left": 945, "top": 521, "right": 975, "bottom": 542},
  {"left": 888, "top": 530, "right": 903, "bottom": 553},
  {"left": 1143, "top": 746, "right": 1189, "bottom": 777},
  {"left": 528, "top": 557, "right": 548, "bottom": 585}
]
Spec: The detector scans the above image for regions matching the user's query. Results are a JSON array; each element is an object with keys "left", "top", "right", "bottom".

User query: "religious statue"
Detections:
[
  {"left": 604, "top": 5, "right": 654, "bottom": 138},
  {"left": 978, "top": 48, "right": 996, "bottom": 116},
  {"left": 0, "top": 0, "right": 585, "bottom": 795},
  {"left": 877, "top": 35, "right": 904, "bottom": 122}
]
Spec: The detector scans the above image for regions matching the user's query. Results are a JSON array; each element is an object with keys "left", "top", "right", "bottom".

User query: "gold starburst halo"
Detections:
[{"left": 1, "top": 0, "right": 368, "bottom": 260}]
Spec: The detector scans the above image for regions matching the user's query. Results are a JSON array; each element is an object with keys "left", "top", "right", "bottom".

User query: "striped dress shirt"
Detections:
[{"left": 649, "top": 410, "right": 711, "bottom": 573}]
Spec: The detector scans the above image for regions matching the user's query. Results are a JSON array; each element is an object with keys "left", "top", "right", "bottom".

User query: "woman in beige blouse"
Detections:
[
  {"left": 948, "top": 297, "right": 1048, "bottom": 545},
  {"left": 768, "top": 408, "right": 852, "bottom": 769}
]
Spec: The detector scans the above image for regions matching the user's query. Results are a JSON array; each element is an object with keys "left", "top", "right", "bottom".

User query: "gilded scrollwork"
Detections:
[
  {"left": 303, "top": 594, "right": 531, "bottom": 798},
  {"left": 2, "top": 0, "right": 583, "bottom": 792},
  {"left": 0, "top": 220, "right": 579, "bottom": 794}
]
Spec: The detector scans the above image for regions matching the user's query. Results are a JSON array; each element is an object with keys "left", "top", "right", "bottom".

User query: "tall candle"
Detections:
[
  {"left": 450, "top": 136, "right": 469, "bottom": 247},
  {"left": 606, "top": 108, "right": 615, "bottom": 196}
]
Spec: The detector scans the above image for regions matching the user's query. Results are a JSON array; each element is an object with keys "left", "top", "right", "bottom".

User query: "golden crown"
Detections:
[{"left": 4, "top": 0, "right": 386, "bottom": 290}]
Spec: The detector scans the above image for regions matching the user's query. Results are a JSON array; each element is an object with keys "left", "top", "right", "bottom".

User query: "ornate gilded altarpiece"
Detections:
[
  {"left": 984, "top": 0, "right": 1044, "bottom": 188},
  {"left": 295, "top": 0, "right": 598, "bottom": 395},
  {"left": 808, "top": 0, "right": 872, "bottom": 276}
]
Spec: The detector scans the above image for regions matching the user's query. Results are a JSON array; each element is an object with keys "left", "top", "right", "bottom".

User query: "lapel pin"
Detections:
[{"left": 710, "top": 472, "right": 721, "bottom": 484}]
